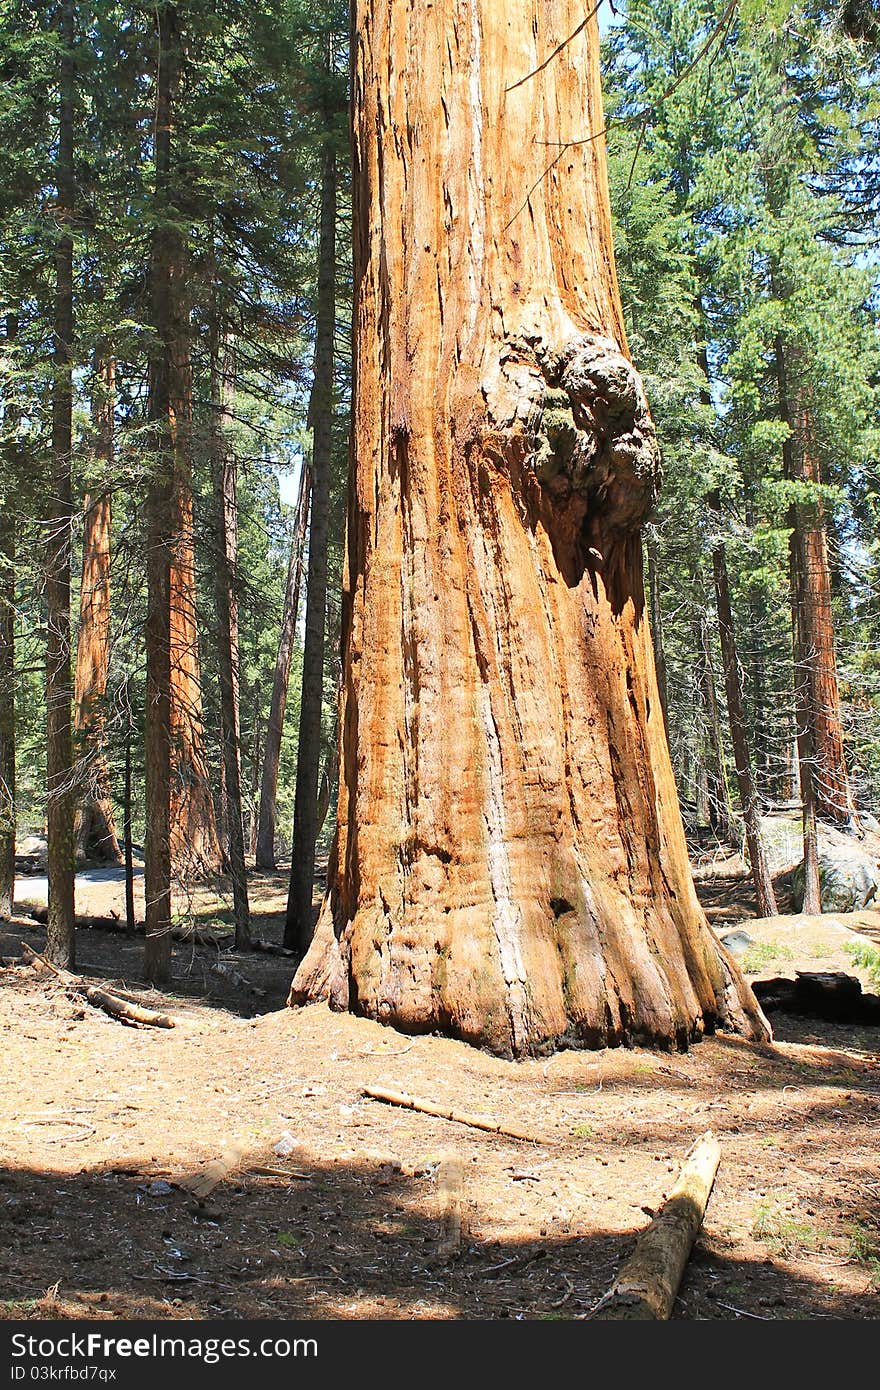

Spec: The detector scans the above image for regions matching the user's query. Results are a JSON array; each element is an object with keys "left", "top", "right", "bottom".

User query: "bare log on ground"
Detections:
[
  {"left": 20, "top": 944, "right": 175, "bottom": 1028},
  {"left": 361, "top": 1085, "right": 546, "bottom": 1143},
  {"left": 591, "top": 1131, "right": 721, "bottom": 1320},
  {"left": 30, "top": 906, "right": 128, "bottom": 932}
]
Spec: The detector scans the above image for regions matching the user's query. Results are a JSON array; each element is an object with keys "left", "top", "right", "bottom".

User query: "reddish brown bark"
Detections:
[
  {"left": 74, "top": 359, "right": 122, "bottom": 865},
  {"left": 169, "top": 435, "right": 222, "bottom": 879},
  {"left": 290, "top": 0, "right": 768, "bottom": 1055},
  {"left": 775, "top": 343, "right": 854, "bottom": 830},
  {"left": 147, "top": 14, "right": 220, "bottom": 886}
]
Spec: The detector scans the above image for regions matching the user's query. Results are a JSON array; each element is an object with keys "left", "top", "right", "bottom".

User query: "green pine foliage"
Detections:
[{"left": 605, "top": 0, "right": 880, "bottom": 825}]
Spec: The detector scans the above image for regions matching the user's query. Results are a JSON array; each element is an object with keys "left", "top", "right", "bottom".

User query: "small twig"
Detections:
[
  {"left": 358, "top": 1041, "right": 417, "bottom": 1057},
  {"left": 550, "top": 1276, "right": 575, "bottom": 1309},
  {"left": 716, "top": 1301, "right": 772, "bottom": 1320},
  {"left": 484, "top": 1249, "right": 547, "bottom": 1278},
  {"left": 505, "top": 2, "right": 602, "bottom": 94},
  {"left": 245, "top": 1166, "right": 312, "bottom": 1180},
  {"left": 361, "top": 1085, "right": 547, "bottom": 1143}
]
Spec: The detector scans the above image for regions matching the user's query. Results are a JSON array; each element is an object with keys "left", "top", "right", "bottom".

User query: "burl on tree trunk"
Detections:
[{"left": 290, "top": 0, "right": 769, "bottom": 1056}]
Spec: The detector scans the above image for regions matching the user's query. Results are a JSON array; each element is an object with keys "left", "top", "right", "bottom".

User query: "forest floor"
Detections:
[{"left": 1, "top": 862, "right": 879, "bottom": 1323}]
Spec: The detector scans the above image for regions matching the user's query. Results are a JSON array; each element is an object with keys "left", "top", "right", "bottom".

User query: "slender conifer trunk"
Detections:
[
  {"left": 0, "top": 312, "right": 18, "bottom": 918},
  {"left": 712, "top": 542, "right": 778, "bottom": 917},
  {"left": 45, "top": 0, "right": 77, "bottom": 966},
  {"left": 210, "top": 324, "right": 250, "bottom": 946},
  {"left": 285, "top": 139, "right": 337, "bottom": 950},
  {"left": 256, "top": 462, "right": 311, "bottom": 870}
]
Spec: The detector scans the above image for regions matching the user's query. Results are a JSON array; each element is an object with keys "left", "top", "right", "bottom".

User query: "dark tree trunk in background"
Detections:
[
  {"left": 73, "top": 356, "right": 122, "bottom": 865},
  {"left": 712, "top": 542, "right": 778, "bottom": 918},
  {"left": 45, "top": 0, "right": 77, "bottom": 966},
  {"left": 290, "top": 0, "right": 768, "bottom": 1054},
  {"left": 698, "top": 609, "right": 734, "bottom": 839},
  {"left": 256, "top": 461, "right": 311, "bottom": 870},
  {"left": 0, "top": 509, "right": 13, "bottom": 919},
  {"left": 210, "top": 329, "right": 250, "bottom": 947},
  {"left": 0, "top": 312, "right": 18, "bottom": 919},
  {"left": 144, "top": 2, "right": 181, "bottom": 984},
  {"left": 791, "top": 527, "right": 823, "bottom": 914},
  {"left": 285, "top": 140, "right": 337, "bottom": 951},
  {"left": 248, "top": 710, "right": 263, "bottom": 856},
  {"left": 123, "top": 689, "right": 136, "bottom": 933}
]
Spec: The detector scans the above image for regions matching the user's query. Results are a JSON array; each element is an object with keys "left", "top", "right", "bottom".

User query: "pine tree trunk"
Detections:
[
  {"left": 255, "top": 461, "right": 311, "bottom": 870},
  {"left": 791, "top": 527, "right": 823, "bottom": 914},
  {"left": 248, "top": 710, "right": 263, "bottom": 857},
  {"left": 0, "top": 510, "right": 13, "bottom": 919},
  {"left": 144, "top": 2, "right": 180, "bottom": 984},
  {"left": 285, "top": 140, "right": 337, "bottom": 951},
  {"left": 123, "top": 695, "right": 136, "bottom": 933},
  {"left": 73, "top": 357, "right": 122, "bottom": 865},
  {"left": 712, "top": 543, "right": 778, "bottom": 918},
  {"left": 698, "top": 610, "right": 734, "bottom": 839},
  {"left": 45, "top": 0, "right": 76, "bottom": 967},
  {"left": 210, "top": 331, "right": 250, "bottom": 947},
  {"left": 290, "top": 0, "right": 768, "bottom": 1055},
  {"left": 775, "top": 338, "right": 853, "bottom": 828},
  {"left": 0, "top": 312, "right": 18, "bottom": 919}
]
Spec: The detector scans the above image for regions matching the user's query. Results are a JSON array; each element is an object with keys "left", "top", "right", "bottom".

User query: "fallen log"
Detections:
[
  {"left": 753, "top": 972, "right": 880, "bottom": 1024},
  {"left": 248, "top": 939, "right": 296, "bottom": 957},
  {"left": 361, "top": 1085, "right": 546, "bottom": 1143},
  {"left": 591, "top": 1131, "right": 721, "bottom": 1320},
  {"left": 29, "top": 906, "right": 132, "bottom": 933},
  {"left": 28, "top": 906, "right": 233, "bottom": 950},
  {"left": 20, "top": 944, "right": 175, "bottom": 1028}
]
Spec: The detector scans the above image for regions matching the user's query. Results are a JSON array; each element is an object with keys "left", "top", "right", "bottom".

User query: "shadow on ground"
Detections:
[{"left": 0, "top": 1147, "right": 876, "bottom": 1322}]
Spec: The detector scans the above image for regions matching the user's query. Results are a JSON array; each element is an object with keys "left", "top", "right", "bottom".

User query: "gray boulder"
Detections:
[
  {"left": 792, "top": 849, "right": 880, "bottom": 913},
  {"left": 14, "top": 835, "right": 48, "bottom": 873},
  {"left": 720, "top": 929, "right": 753, "bottom": 957}
]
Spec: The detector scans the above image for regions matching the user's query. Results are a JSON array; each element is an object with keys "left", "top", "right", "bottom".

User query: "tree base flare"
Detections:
[{"left": 288, "top": 896, "right": 770, "bottom": 1059}]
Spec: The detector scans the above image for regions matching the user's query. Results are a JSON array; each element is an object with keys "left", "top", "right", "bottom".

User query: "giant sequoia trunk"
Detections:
[
  {"left": 774, "top": 342, "right": 854, "bottom": 831},
  {"left": 73, "top": 358, "right": 122, "bottom": 865},
  {"left": 168, "top": 413, "right": 222, "bottom": 878},
  {"left": 150, "top": 9, "right": 220, "bottom": 887},
  {"left": 291, "top": 0, "right": 768, "bottom": 1055}
]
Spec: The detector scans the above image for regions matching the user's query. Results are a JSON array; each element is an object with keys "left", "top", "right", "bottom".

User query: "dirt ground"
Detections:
[{"left": 1, "top": 865, "right": 879, "bottom": 1322}]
